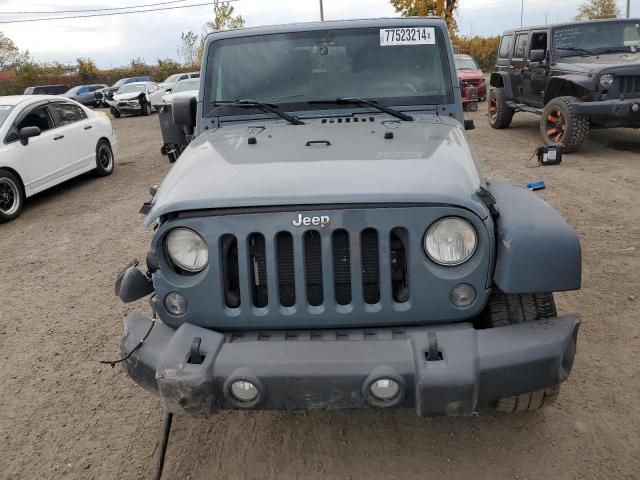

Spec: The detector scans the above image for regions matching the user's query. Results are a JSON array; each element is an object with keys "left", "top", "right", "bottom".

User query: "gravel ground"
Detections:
[{"left": 1, "top": 106, "right": 639, "bottom": 480}]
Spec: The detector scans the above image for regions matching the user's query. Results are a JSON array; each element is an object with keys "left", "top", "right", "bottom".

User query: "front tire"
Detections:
[
  {"left": 541, "top": 96, "right": 590, "bottom": 153},
  {"left": 110, "top": 107, "right": 121, "bottom": 118},
  {"left": 0, "top": 169, "right": 24, "bottom": 223},
  {"left": 488, "top": 87, "right": 514, "bottom": 129},
  {"left": 94, "top": 140, "right": 114, "bottom": 177},
  {"left": 483, "top": 292, "right": 562, "bottom": 413}
]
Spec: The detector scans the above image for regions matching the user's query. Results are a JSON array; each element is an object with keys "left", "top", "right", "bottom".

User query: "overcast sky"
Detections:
[{"left": 0, "top": 0, "right": 635, "bottom": 67}]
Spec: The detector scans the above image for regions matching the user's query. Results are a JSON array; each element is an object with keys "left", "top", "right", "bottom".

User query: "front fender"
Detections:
[
  {"left": 490, "top": 72, "right": 514, "bottom": 98},
  {"left": 489, "top": 182, "right": 581, "bottom": 294},
  {"left": 544, "top": 75, "right": 597, "bottom": 104}
]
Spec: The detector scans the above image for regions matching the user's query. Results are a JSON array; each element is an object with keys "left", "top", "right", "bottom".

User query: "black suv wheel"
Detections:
[
  {"left": 483, "top": 292, "right": 562, "bottom": 413},
  {"left": 541, "top": 96, "right": 590, "bottom": 153},
  {"left": 488, "top": 87, "right": 513, "bottom": 129}
]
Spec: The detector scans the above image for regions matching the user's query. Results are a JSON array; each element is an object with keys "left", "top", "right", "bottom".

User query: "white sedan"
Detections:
[{"left": 0, "top": 95, "right": 117, "bottom": 222}]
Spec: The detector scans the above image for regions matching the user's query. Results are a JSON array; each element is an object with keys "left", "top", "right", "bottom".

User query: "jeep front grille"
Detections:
[
  {"left": 220, "top": 228, "right": 409, "bottom": 311},
  {"left": 618, "top": 76, "right": 640, "bottom": 97}
]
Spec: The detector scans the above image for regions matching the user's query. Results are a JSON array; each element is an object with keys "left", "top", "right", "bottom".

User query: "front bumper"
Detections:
[
  {"left": 122, "top": 313, "right": 580, "bottom": 416},
  {"left": 573, "top": 97, "right": 640, "bottom": 127}
]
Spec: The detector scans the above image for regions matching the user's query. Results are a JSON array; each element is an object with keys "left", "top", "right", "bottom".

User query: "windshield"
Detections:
[
  {"left": 173, "top": 79, "right": 200, "bottom": 93},
  {"left": 117, "top": 84, "right": 146, "bottom": 94},
  {"left": 112, "top": 78, "right": 128, "bottom": 88},
  {"left": 64, "top": 87, "right": 78, "bottom": 94},
  {"left": 163, "top": 74, "right": 181, "bottom": 83},
  {"left": 455, "top": 57, "right": 479, "bottom": 70},
  {"left": 553, "top": 21, "right": 640, "bottom": 56},
  {"left": 0, "top": 105, "right": 14, "bottom": 128},
  {"left": 205, "top": 27, "right": 453, "bottom": 115}
]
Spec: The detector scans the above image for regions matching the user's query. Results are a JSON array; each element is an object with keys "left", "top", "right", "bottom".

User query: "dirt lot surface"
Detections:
[{"left": 1, "top": 107, "right": 639, "bottom": 480}]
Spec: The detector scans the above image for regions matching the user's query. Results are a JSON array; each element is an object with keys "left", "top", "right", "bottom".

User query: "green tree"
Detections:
[
  {"left": 574, "top": 0, "right": 620, "bottom": 20},
  {"left": 205, "top": 1, "right": 245, "bottom": 31},
  {"left": 0, "top": 32, "right": 28, "bottom": 70},
  {"left": 77, "top": 57, "right": 98, "bottom": 83},
  {"left": 178, "top": 31, "right": 200, "bottom": 68},
  {"left": 390, "top": 0, "right": 459, "bottom": 35},
  {"left": 156, "top": 58, "right": 183, "bottom": 81}
]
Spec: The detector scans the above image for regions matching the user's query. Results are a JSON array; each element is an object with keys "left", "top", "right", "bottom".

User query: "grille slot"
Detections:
[
  {"left": 390, "top": 228, "right": 410, "bottom": 303},
  {"left": 220, "top": 234, "right": 241, "bottom": 308},
  {"left": 249, "top": 233, "right": 268, "bottom": 308},
  {"left": 332, "top": 230, "right": 352, "bottom": 305},
  {"left": 619, "top": 76, "right": 640, "bottom": 96},
  {"left": 276, "top": 232, "right": 296, "bottom": 307},
  {"left": 303, "top": 230, "right": 324, "bottom": 306},
  {"left": 361, "top": 228, "right": 380, "bottom": 304}
]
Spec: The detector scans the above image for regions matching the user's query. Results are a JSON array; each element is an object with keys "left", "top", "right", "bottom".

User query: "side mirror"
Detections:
[
  {"left": 464, "top": 119, "right": 475, "bottom": 131},
  {"left": 529, "top": 49, "right": 546, "bottom": 63},
  {"left": 19, "top": 126, "right": 41, "bottom": 146},
  {"left": 173, "top": 96, "right": 197, "bottom": 130}
]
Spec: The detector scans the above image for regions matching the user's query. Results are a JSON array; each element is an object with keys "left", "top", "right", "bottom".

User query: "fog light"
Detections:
[
  {"left": 370, "top": 378, "right": 400, "bottom": 401},
  {"left": 164, "top": 292, "right": 187, "bottom": 316},
  {"left": 450, "top": 284, "right": 476, "bottom": 307},
  {"left": 632, "top": 103, "right": 639, "bottom": 112},
  {"left": 230, "top": 380, "right": 259, "bottom": 402}
]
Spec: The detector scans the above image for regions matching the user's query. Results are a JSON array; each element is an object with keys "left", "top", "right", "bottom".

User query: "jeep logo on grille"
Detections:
[{"left": 292, "top": 214, "right": 331, "bottom": 227}]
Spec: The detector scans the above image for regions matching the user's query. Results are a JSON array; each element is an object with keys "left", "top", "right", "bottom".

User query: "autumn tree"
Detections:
[
  {"left": 574, "top": 0, "right": 620, "bottom": 20},
  {"left": 205, "top": 0, "right": 245, "bottom": 32},
  {"left": 178, "top": 31, "right": 200, "bottom": 67},
  {"left": 390, "top": 0, "right": 458, "bottom": 35},
  {"left": 0, "top": 32, "right": 28, "bottom": 70},
  {"left": 77, "top": 57, "right": 98, "bottom": 83}
]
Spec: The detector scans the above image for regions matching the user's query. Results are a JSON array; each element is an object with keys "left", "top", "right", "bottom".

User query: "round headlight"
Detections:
[
  {"left": 166, "top": 228, "right": 209, "bottom": 272},
  {"left": 599, "top": 74, "right": 614, "bottom": 88},
  {"left": 424, "top": 217, "right": 477, "bottom": 266}
]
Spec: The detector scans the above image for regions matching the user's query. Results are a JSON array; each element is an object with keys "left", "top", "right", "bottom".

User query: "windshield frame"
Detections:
[
  {"left": 203, "top": 26, "right": 455, "bottom": 119},
  {"left": 173, "top": 79, "right": 200, "bottom": 93},
  {"left": 454, "top": 56, "right": 480, "bottom": 70},
  {"left": 117, "top": 83, "right": 147, "bottom": 94},
  {"left": 551, "top": 20, "right": 640, "bottom": 58}
]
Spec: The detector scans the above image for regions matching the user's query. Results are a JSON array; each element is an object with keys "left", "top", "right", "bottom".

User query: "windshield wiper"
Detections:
[
  {"left": 599, "top": 47, "right": 635, "bottom": 54},
  {"left": 307, "top": 97, "right": 414, "bottom": 121},
  {"left": 206, "top": 99, "right": 305, "bottom": 125},
  {"left": 555, "top": 46, "right": 594, "bottom": 57}
]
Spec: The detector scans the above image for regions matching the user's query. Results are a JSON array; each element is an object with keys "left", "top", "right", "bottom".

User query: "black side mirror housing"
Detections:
[
  {"left": 464, "top": 119, "right": 475, "bottom": 131},
  {"left": 19, "top": 126, "right": 41, "bottom": 146},
  {"left": 173, "top": 96, "right": 197, "bottom": 131},
  {"left": 529, "top": 49, "right": 546, "bottom": 63}
]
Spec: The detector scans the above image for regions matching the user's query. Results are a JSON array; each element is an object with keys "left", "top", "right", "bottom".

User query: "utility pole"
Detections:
[
  {"left": 627, "top": 0, "right": 631, "bottom": 18},
  {"left": 520, "top": 0, "right": 524, "bottom": 27},
  {"left": 319, "top": 0, "right": 324, "bottom": 21},
  {"left": 544, "top": 12, "right": 549, "bottom": 25}
]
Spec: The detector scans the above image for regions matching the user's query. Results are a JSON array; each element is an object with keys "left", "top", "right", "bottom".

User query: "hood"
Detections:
[
  {"left": 113, "top": 91, "right": 142, "bottom": 101},
  {"left": 162, "top": 90, "right": 198, "bottom": 103},
  {"left": 456, "top": 69, "right": 484, "bottom": 80},
  {"left": 145, "top": 116, "right": 487, "bottom": 225},
  {"left": 554, "top": 52, "right": 640, "bottom": 74}
]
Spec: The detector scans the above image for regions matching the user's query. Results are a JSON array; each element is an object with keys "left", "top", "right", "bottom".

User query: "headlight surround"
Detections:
[
  {"left": 599, "top": 74, "right": 614, "bottom": 88},
  {"left": 424, "top": 217, "right": 477, "bottom": 266},
  {"left": 165, "top": 228, "right": 209, "bottom": 273}
]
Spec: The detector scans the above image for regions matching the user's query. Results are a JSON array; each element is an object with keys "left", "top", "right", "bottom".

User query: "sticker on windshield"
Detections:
[{"left": 380, "top": 27, "right": 435, "bottom": 46}]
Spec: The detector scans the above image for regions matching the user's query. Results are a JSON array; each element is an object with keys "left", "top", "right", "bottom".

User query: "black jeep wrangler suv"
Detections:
[{"left": 489, "top": 19, "right": 640, "bottom": 152}]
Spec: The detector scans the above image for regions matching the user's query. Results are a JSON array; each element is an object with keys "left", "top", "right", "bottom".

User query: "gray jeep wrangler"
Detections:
[
  {"left": 114, "top": 18, "right": 581, "bottom": 417},
  {"left": 489, "top": 18, "right": 640, "bottom": 152}
]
